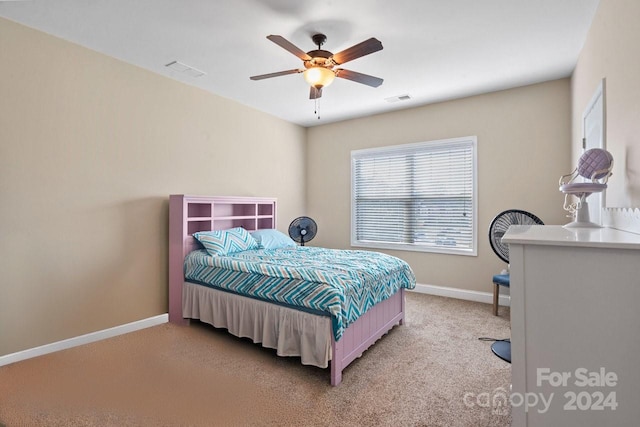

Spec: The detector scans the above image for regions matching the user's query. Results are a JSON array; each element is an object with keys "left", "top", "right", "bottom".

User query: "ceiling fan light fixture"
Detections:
[
  {"left": 303, "top": 66, "right": 335, "bottom": 89},
  {"left": 250, "top": 34, "right": 383, "bottom": 104}
]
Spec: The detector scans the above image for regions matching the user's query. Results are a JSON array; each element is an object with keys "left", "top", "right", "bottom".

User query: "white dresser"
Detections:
[{"left": 502, "top": 225, "right": 640, "bottom": 426}]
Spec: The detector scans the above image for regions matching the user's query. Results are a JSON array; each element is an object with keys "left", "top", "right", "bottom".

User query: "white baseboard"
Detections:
[
  {"left": 410, "top": 283, "right": 511, "bottom": 307},
  {"left": 0, "top": 313, "right": 168, "bottom": 367},
  {"left": 1, "top": 286, "right": 501, "bottom": 367}
]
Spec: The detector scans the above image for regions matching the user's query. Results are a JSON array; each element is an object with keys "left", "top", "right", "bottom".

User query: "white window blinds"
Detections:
[{"left": 351, "top": 136, "right": 477, "bottom": 255}]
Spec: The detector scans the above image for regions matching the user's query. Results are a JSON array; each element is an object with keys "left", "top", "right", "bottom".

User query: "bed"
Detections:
[{"left": 168, "top": 195, "right": 416, "bottom": 385}]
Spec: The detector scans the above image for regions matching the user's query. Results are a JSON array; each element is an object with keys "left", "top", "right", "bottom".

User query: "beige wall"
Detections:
[
  {"left": 571, "top": 0, "right": 640, "bottom": 207},
  {"left": 8, "top": 0, "right": 633, "bottom": 356},
  {"left": 307, "top": 80, "right": 571, "bottom": 292},
  {"left": 0, "top": 18, "right": 306, "bottom": 356}
]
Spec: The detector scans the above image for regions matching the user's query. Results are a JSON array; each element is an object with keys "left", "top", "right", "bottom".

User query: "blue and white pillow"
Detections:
[
  {"left": 250, "top": 229, "right": 296, "bottom": 250},
  {"left": 193, "top": 227, "right": 259, "bottom": 256}
]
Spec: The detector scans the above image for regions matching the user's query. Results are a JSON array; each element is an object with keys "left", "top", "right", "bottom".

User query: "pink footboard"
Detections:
[{"left": 330, "top": 288, "right": 406, "bottom": 386}]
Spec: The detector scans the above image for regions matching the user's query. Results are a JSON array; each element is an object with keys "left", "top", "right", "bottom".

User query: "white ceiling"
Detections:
[{"left": 0, "top": 0, "right": 600, "bottom": 127}]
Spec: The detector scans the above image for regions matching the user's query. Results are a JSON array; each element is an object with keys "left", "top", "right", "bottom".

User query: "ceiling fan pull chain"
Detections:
[{"left": 315, "top": 98, "right": 320, "bottom": 120}]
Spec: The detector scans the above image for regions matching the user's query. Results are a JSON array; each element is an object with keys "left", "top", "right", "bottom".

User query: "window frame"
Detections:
[{"left": 350, "top": 136, "right": 478, "bottom": 256}]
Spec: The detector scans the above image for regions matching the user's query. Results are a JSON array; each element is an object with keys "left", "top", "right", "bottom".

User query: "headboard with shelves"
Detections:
[{"left": 168, "top": 195, "right": 277, "bottom": 324}]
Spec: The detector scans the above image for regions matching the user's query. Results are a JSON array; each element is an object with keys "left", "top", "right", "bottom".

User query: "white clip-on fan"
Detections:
[{"left": 559, "top": 148, "right": 613, "bottom": 228}]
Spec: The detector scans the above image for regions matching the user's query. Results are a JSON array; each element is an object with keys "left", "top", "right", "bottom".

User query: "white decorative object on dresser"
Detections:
[
  {"left": 603, "top": 207, "right": 640, "bottom": 235},
  {"left": 502, "top": 225, "right": 640, "bottom": 426}
]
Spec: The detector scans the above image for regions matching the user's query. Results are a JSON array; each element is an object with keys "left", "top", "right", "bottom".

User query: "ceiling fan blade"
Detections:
[
  {"left": 335, "top": 69, "right": 383, "bottom": 87},
  {"left": 330, "top": 38, "right": 383, "bottom": 65},
  {"left": 250, "top": 69, "right": 302, "bottom": 80},
  {"left": 309, "top": 87, "right": 323, "bottom": 99},
  {"left": 267, "top": 35, "right": 312, "bottom": 61}
]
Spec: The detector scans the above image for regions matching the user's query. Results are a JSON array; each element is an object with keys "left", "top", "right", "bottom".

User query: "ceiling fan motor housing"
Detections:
[
  {"left": 304, "top": 52, "right": 333, "bottom": 69},
  {"left": 312, "top": 33, "right": 327, "bottom": 48}
]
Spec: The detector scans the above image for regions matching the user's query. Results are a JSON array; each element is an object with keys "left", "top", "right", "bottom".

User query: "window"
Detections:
[{"left": 351, "top": 136, "right": 477, "bottom": 255}]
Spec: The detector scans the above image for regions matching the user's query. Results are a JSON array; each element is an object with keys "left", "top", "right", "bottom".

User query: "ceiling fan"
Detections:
[{"left": 250, "top": 33, "right": 384, "bottom": 99}]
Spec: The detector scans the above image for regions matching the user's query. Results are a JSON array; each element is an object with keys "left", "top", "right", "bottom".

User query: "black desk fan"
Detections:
[
  {"left": 488, "top": 209, "right": 544, "bottom": 362},
  {"left": 288, "top": 216, "right": 317, "bottom": 246}
]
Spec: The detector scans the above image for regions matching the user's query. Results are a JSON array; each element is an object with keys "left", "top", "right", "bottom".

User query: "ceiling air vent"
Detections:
[{"left": 165, "top": 61, "right": 206, "bottom": 78}]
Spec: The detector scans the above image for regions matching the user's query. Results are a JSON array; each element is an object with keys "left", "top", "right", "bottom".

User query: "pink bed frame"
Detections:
[{"left": 168, "top": 194, "right": 406, "bottom": 386}]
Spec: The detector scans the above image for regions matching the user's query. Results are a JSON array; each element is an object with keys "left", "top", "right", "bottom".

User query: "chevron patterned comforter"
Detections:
[{"left": 184, "top": 246, "right": 416, "bottom": 341}]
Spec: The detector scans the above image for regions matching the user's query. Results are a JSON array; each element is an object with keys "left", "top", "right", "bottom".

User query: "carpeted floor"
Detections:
[{"left": 0, "top": 292, "right": 512, "bottom": 426}]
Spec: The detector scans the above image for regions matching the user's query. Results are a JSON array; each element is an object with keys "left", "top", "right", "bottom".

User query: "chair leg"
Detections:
[{"left": 493, "top": 283, "right": 499, "bottom": 316}]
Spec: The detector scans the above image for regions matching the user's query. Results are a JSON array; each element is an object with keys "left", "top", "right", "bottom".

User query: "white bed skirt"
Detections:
[{"left": 182, "top": 282, "right": 332, "bottom": 368}]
